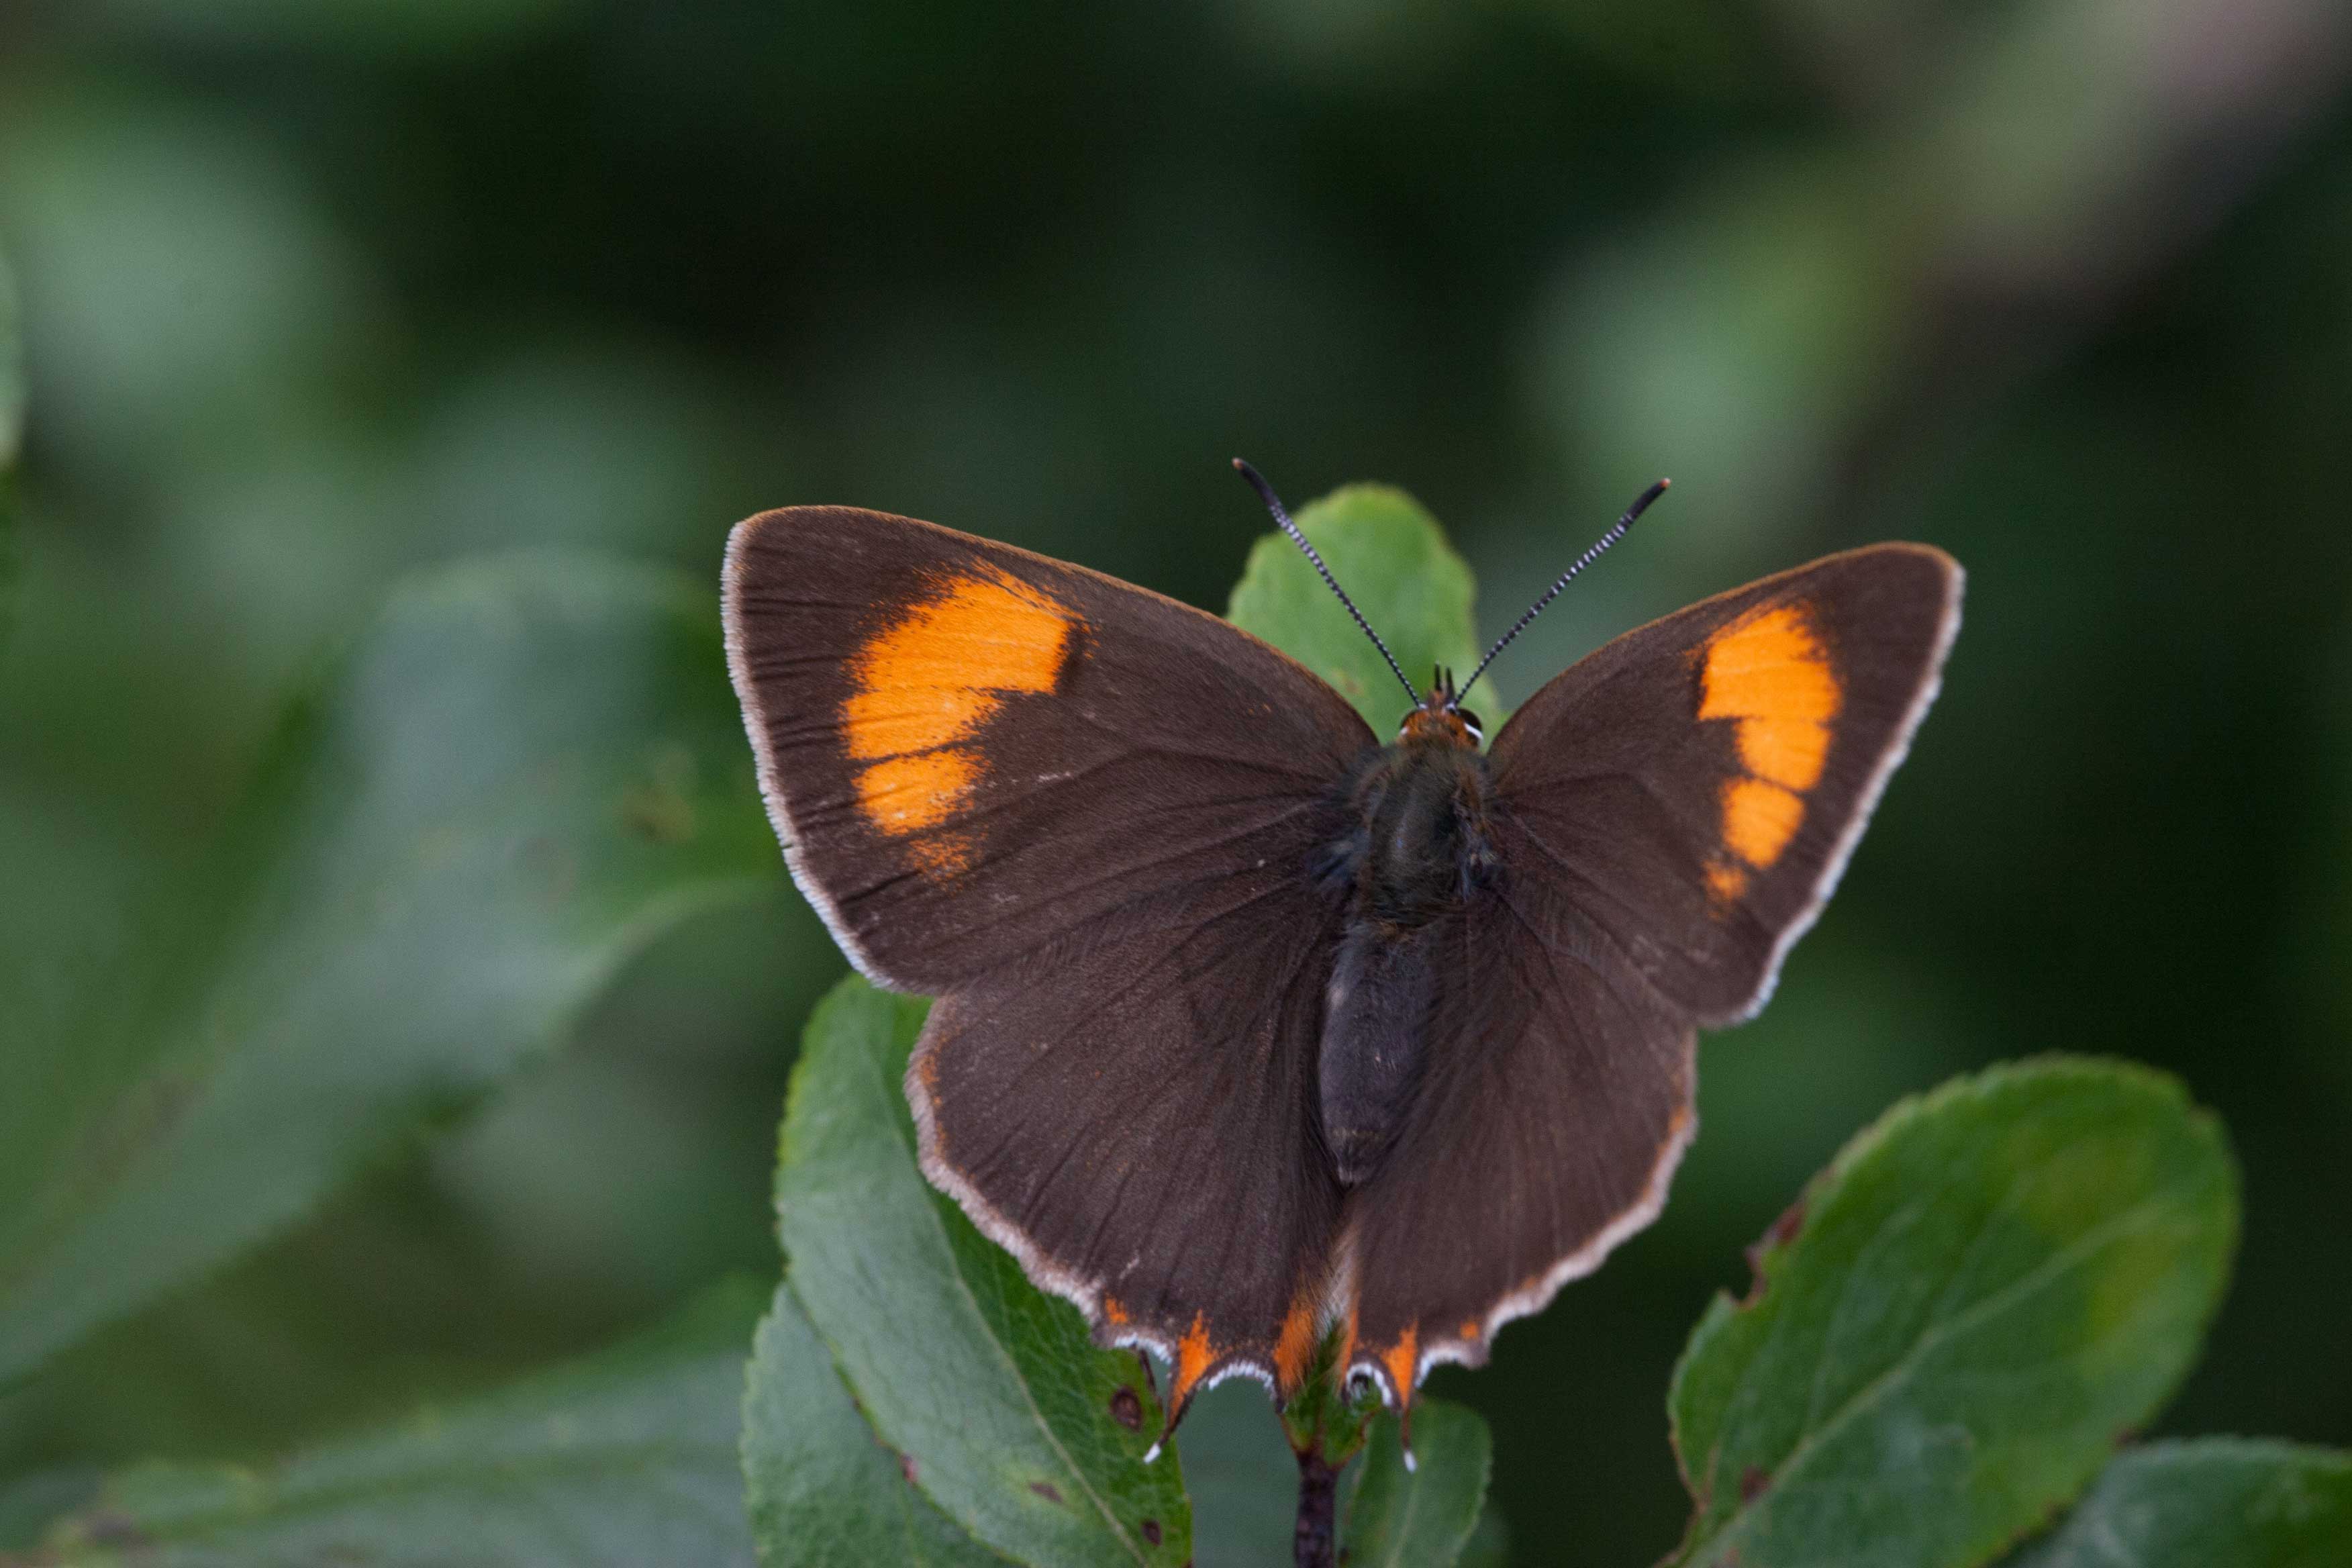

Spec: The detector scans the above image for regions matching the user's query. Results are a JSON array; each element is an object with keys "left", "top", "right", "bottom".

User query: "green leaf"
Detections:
[
  {"left": 1174, "top": 1385, "right": 1300, "bottom": 1568},
  {"left": 0, "top": 552, "right": 779, "bottom": 1387},
  {"left": 1225, "top": 483, "right": 1487, "bottom": 734},
  {"left": 34, "top": 1279, "right": 767, "bottom": 1566},
  {"left": 770, "top": 976, "right": 1190, "bottom": 1568},
  {"left": 741, "top": 1279, "right": 1007, "bottom": 1567},
  {"left": 1342, "top": 1401, "right": 1493, "bottom": 1568},
  {"left": 2005, "top": 1439, "right": 2352, "bottom": 1568},
  {"left": 1667, "top": 1057, "right": 2239, "bottom": 1568},
  {"left": 1454, "top": 1506, "right": 1512, "bottom": 1568},
  {"left": 1171, "top": 1386, "right": 1504, "bottom": 1568}
]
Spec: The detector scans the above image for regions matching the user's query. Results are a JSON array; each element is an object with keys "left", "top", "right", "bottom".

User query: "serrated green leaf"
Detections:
[
  {"left": 0, "top": 552, "right": 779, "bottom": 1387},
  {"left": 1225, "top": 483, "right": 1487, "bottom": 734},
  {"left": 1667, "top": 1057, "right": 2239, "bottom": 1568},
  {"left": 741, "top": 1279, "right": 1007, "bottom": 1567},
  {"left": 2005, "top": 1439, "right": 2352, "bottom": 1568},
  {"left": 771, "top": 976, "right": 1190, "bottom": 1568},
  {"left": 34, "top": 1279, "right": 766, "bottom": 1566},
  {"left": 1342, "top": 1400, "right": 1492, "bottom": 1568}
]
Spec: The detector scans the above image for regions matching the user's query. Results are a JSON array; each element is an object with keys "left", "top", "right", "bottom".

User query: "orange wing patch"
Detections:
[
  {"left": 1171, "top": 1312, "right": 1217, "bottom": 1414},
  {"left": 1721, "top": 777, "right": 1804, "bottom": 867},
  {"left": 1699, "top": 604, "right": 1842, "bottom": 903},
  {"left": 844, "top": 567, "right": 1073, "bottom": 871}
]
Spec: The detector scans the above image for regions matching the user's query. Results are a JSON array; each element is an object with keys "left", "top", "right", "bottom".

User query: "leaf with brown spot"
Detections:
[
  {"left": 1667, "top": 1059, "right": 2237, "bottom": 1568},
  {"left": 765, "top": 978, "right": 1191, "bottom": 1568},
  {"left": 742, "top": 1282, "right": 1005, "bottom": 1567}
]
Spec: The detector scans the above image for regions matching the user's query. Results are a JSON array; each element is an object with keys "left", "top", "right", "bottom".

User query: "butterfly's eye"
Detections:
[{"left": 1455, "top": 706, "right": 1484, "bottom": 741}]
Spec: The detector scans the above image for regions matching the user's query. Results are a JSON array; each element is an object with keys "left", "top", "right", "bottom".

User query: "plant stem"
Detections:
[{"left": 1295, "top": 1444, "right": 1339, "bottom": 1568}]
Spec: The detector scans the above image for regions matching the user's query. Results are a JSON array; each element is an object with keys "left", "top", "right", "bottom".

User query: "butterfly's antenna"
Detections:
[
  {"left": 1459, "top": 479, "right": 1670, "bottom": 701},
  {"left": 1233, "top": 458, "right": 1420, "bottom": 706}
]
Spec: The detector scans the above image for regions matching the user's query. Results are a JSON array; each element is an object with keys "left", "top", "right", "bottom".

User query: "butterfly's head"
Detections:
[
  {"left": 1234, "top": 458, "right": 1664, "bottom": 757},
  {"left": 1398, "top": 666, "right": 1483, "bottom": 748}
]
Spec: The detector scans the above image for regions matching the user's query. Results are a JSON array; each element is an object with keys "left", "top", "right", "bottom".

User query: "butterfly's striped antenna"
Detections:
[
  {"left": 1234, "top": 458, "right": 1420, "bottom": 708},
  {"left": 1459, "top": 478, "right": 1670, "bottom": 703}
]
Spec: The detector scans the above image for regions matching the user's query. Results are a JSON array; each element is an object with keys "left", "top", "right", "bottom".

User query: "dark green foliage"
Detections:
[
  {"left": 2005, "top": 1439, "right": 2352, "bottom": 1568},
  {"left": 0, "top": 554, "right": 779, "bottom": 1389},
  {"left": 0, "top": 251, "right": 17, "bottom": 652},
  {"left": 34, "top": 1281, "right": 765, "bottom": 1566}
]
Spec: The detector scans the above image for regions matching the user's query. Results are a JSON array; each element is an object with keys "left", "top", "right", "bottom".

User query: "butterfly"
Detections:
[{"left": 722, "top": 463, "right": 1960, "bottom": 1450}]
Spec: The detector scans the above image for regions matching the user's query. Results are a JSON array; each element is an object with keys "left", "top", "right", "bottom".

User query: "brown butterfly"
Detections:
[{"left": 722, "top": 464, "right": 1960, "bottom": 1450}]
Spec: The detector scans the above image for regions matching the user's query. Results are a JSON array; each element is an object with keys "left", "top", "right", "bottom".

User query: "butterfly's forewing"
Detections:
[
  {"left": 724, "top": 507, "right": 1373, "bottom": 1411},
  {"left": 1343, "top": 544, "right": 1961, "bottom": 1396},
  {"left": 1491, "top": 543, "right": 1962, "bottom": 1025}
]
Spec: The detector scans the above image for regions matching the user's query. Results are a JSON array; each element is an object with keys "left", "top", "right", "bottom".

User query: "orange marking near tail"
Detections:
[
  {"left": 843, "top": 568, "right": 1072, "bottom": 863},
  {"left": 1170, "top": 1314, "right": 1216, "bottom": 1414},
  {"left": 1103, "top": 1297, "right": 1130, "bottom": 1327},
  {"left": 1458, "top": 1320, "right": 1480, "bottom": 1342},
  {"left": 1381, "top": 1324, "right": 1420, "bottom": 1406},
  {"left": 1274, "top": 1291, "right": 1322, "bottom": 1393}
]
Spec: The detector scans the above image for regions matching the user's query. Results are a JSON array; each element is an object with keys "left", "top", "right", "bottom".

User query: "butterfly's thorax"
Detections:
[{"left": 1318, "top": 718, "right": 1496, "bottom": 1185}]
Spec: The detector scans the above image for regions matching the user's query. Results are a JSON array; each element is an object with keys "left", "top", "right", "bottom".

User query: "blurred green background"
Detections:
[{"left": 3, "top": 1, "right": 2350, "bottom": 1563}]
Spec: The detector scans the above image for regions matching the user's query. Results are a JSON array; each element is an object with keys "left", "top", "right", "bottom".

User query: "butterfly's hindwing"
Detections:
[{"left": 1338, "top": 877, "right": 1697, "bottom": 1398}]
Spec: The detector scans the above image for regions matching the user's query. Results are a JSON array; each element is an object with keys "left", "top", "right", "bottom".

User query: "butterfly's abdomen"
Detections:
[{"left": 1318, "top": 742, "right": 1496, "bottom": 1183}]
